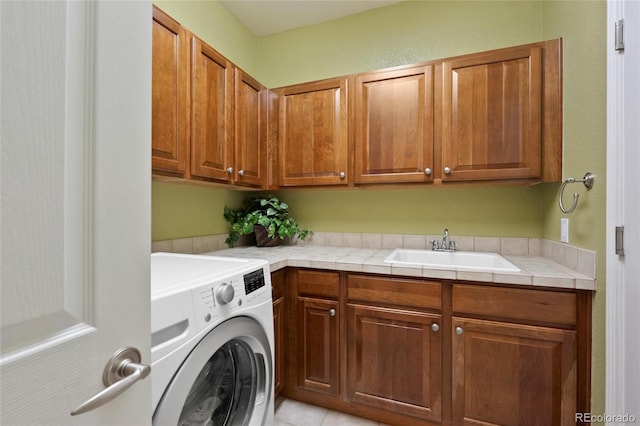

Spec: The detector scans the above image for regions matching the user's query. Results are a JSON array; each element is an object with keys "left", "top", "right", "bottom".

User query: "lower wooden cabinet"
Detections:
[
  {"left": 277, "top": 269, "right": 591, "bottom": 426},
  {"left": 347, "top": 304, "right": 442, "bottom": 422},
  {"left": 451, "top": 317, "right": 576, "bottom": 425},
  {"left": 297, "top": 296, "right": 340, "bottom": 395},
  {"left": 290, "top": 270, "right": 341, "bottom": 397}
]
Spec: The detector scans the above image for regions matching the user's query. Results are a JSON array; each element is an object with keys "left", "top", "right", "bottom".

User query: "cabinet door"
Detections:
[
  {"left": 296, "top": 296, "right": 340, "bottom": 396},
  {"left": 152, "top": 7, "right": 189, "bottom": 175},
  {"left": 347, "top": 304, "right": 442, "bottom": 422},
  {"left": 278, "top": 78, "right": 348, "bottom": 186},
  {"left": 354, "top": 66, "right": 434, "bottom": 184},
  {"left": 441, "top": 46, "right": 542, "bottom": 181},
  {"left": 191, "top": 36, "right": 234, "bottom": 182},
  {"left": 452, "top": 317, "right": 576, "bottom": 425},
  {"left": 235, "top": 68, "right": 267, "bottom": 187}
]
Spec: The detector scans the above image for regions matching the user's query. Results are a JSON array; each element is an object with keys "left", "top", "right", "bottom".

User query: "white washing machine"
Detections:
[{"left": 151, "top": 253, "right": 274, "bottom": 426}]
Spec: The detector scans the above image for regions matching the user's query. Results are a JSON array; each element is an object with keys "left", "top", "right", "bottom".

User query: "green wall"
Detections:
[
  {"left": 151, "top": 182, "right": 245, "bottom": 241},
  {"left": 274, "top": 186, "right": 543, "bottom": 237},
  {"left": 153, "top": 0, "right": 257, "bottom": 74},
  {"left": 542, "top": 1, "right": 607, "bottom": 419},
  {"left": 258, "top": 1, "right": 543, "bottom": 87}
]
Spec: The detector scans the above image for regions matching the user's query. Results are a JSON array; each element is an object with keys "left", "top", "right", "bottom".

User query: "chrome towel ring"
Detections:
[{"left": 558, "top": 172, "right": 595, "bottom": 214}]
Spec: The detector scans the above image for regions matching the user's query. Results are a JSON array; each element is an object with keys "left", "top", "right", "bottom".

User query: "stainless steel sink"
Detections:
[{"left": 384, "top": 249, "right": 521, "bottom": 273}]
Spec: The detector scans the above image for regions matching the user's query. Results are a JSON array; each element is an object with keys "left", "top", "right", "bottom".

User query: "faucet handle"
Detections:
[
  {"left": 448, "top": 241, "right": 457, "bottom": 251},
  {"left": 431, "top": 240, "right": 439, "bottom": 251}
]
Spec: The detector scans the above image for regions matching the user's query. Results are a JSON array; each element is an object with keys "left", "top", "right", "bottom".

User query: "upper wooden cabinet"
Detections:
[
  {"left": 277, "top": 78, "right": 349, "bottom": 186},
  {"left": 152, "top": 9, "right": 561, "bottom": 190},
  {"left": 353, "top": 65, "right": 434, "bottom": 184},
  {"left": 151, "top": 7, "right": 189, "bottom": 176},
  {"left": 151, "top": 7, "right": 267, "bottom": 188},
  {"left": 190, "top": 36, "right": 234, "bottom": 182},
  {"left": 440, "top": 44, "right": 544, "bottom": 182},
  {"left": 234, "top": 69, "right": 267, "bottom": 187}
]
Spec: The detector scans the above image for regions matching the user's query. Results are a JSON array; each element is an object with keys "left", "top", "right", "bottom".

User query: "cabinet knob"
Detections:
[
  {"left": 455, "top": 326, "right": 463, "bottom": 335},
  {"left": 444, "top": 167, "right": 452, "bottom": 175},
  {"left": 339, "top": 171, "right": 346, "bottom": 180},
  {"left": 329, "top": 308, "right": 336, "bottom": 317},
  {"left": 431, "top": 323, "right": 440, "bottom": 332},
  {"left": 238, "top": 169, "right": 245, "bottom": 176},
  {"left": 226, "top": 167, "right": 234, "bottom": 174},
  {"left": 424, "top": 168, "right": 432, "bottom": 176}
]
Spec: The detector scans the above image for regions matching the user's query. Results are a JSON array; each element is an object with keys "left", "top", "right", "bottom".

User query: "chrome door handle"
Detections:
[{"left": 71, "top": 347, "right": 150, "bottom": 416}]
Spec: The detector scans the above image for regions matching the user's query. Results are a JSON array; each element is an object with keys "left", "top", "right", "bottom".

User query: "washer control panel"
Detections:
[
  {"left": 243, "top": 268, "right": 266, "bottom": 295},
  {"left": 192, "top": 265, "right": 271, "bottom": 332}
]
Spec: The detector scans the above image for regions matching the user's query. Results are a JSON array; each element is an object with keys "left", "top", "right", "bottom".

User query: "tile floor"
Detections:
[{"left": 274, "top": 398, "right": 389, "bottom": 426}]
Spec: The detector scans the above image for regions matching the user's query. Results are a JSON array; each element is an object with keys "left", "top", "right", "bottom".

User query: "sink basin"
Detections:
[{"left": 384, "top": 249, "right": 521, "bottom": 273}]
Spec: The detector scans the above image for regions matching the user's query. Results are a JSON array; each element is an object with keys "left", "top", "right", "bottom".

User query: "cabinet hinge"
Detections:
[
  {"left": 615, "top": 19, "right": 625, "bottom": 51},
  {"left": 616, "top": 226, "right": 625, "bottom": 256}
]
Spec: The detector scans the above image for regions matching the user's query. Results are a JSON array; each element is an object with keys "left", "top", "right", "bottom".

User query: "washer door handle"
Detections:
[{"left": 71, "top": 347, "right": 150, "bottom": 416}]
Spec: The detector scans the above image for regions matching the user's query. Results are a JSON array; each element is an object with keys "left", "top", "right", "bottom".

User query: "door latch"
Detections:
[
  {"left": 615, "top": 226, "right": 625, "bottom": 256},
  {"left": 615, "top": 19, "right": 624, "bottom": 51}
]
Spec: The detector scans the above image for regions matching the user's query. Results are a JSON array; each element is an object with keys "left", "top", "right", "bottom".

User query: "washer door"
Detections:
[{"left": 153, "top": 316, "right": 272, "bottom": 426}]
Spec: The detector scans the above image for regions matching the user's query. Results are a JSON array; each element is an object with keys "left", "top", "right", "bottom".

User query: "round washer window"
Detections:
[
  {"left": 153, "top": 316, "right": 272, "bottom": 426},
  {"left": 179, "top": 340, "right": 257, "bottom": 426}
]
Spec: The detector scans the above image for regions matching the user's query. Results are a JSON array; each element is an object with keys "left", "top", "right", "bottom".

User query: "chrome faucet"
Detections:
[{"left": 431, "top": 228, "right": 456, "bottom": 252}]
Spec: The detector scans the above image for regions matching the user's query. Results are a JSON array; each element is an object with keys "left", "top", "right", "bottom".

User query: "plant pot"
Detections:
[{"left": 254, "top": 225, "right": 282, "bottom": 247}]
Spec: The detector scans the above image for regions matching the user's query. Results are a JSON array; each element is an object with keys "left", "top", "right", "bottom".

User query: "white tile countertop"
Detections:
[{"left": 202, "top": 245, "right": 597, "bottom": 291}]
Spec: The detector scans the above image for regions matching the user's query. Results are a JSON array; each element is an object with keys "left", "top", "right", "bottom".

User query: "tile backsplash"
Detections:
[{"left": 152, "top": 231, "right": 596, "bottom": 279}]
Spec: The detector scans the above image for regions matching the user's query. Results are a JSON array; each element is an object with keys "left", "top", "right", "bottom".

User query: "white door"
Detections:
[
  {"left": 607, "top": 0, "right": 640, "bottom": 420},
  {"left": 1, "top": 1, "right": 152, "bottom": 425}
]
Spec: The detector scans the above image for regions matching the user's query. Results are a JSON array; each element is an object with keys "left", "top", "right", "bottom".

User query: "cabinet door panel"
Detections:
[
  {"left": 354, "top": 66, "right": 434, "bottom": 183},
  {"left": 442, "top": 46, "right": 541, "bottom": 181},
  {"left": 297, "top": 297, "right": 339, "bottom": 395},
  {"left": 347, "top": 304, "right": 442, "bottom": 421},
  {"left": 452, "top": 317, "right": 576, "bottom": 425},
  {"left": 235, "top": 69, "right": 266, "bottom": 187},
  {"left": 152, "top": 7, "right": 189, "bottom": 175},
  {"left": 191, "top": 37, "right": 234, "bottom": 181},
  {"left": 279, "top": 78, "right": 348, "bottom": 186}
]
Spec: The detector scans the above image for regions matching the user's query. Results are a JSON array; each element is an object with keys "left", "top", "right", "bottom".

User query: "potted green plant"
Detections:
[{"left": 223, "top": 195, "right": 312, "bottom": 247}]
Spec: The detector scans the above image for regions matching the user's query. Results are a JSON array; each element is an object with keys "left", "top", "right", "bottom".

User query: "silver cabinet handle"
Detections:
[
  {"left": 455, "top": 326, "right": 463, "bottom": 335},
  {"left": 431, "top": 323, "right": 439, "bottom": 332},
  {"left": 71, "top": 347, "right": 150, "bottom": 416},
  {"left": 329, "top": 308, "right": 336, "bottom": 317},
  {"left": 238, "top": 169, "right": 245, "bottom": 176},
  {"left": 226, "top": 167, "right": 234, "bottom": 174},
  {"left": 444, "top": 167, "right": 452, "bottom": 175},
  {"left": 339, "top": 171, "right": 346, "bottom": 180},
  {"left": 424, "top": 168, "right": 432, "bottom": 176}
]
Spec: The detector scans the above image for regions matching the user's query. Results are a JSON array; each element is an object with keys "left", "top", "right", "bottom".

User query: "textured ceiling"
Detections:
[{"left": 219, "top": 0, "right": 403, "bottom": 36}]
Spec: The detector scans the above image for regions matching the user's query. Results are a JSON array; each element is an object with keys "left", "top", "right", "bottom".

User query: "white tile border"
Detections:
[{"left": 152, "top": 232, "right": 596, "bottom": 280}]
